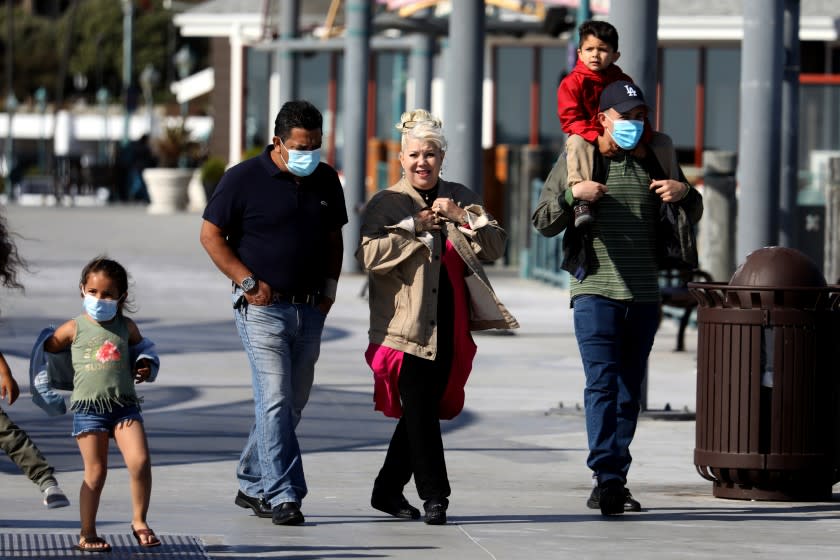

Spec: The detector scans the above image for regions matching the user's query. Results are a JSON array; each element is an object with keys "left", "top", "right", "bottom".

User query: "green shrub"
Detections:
[
  {"left": 242, "top": 145, "right": 264, "bottom": 161},
  {"left": 200, "top": 156, "right": 227, "bottom": 186}
]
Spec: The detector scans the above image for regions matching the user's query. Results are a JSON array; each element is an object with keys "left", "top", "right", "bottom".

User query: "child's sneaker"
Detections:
[
  {"left": 573, "top": 201, "right": 594, "bottom": 227},
  {"left": 42, "top": 485, "right": 70, "bottom": 509}
]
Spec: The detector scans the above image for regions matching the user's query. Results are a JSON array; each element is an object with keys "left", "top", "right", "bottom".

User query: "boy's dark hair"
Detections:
[
  {"left": 274, "top": 100, "right": 323, "bottom": 140},
  {"left": 79, "top": 256, "right": 135, "bottom": 314},
  {"left": 0, "top": 211, "right": 26, "bottom": 291},
  {"left": 578, "top": 20, "right": 619, "bottom": 52}
]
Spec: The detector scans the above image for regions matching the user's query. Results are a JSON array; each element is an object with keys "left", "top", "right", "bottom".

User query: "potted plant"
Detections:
[
  {"left": 200, "top": 156, "right": 227, "bottom": 201},
  {"left": 143, "top": 122, "right": 199, "bottom": 214}
]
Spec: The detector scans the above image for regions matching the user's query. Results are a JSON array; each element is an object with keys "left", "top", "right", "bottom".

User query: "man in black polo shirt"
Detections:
[{"left": 200, "top": 100, "right": 347, "bottom": 526}]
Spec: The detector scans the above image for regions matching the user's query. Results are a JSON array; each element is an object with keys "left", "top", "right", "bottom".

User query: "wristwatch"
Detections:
[{"left": 240, "top": 275, "right": 257, "bottom": 293}]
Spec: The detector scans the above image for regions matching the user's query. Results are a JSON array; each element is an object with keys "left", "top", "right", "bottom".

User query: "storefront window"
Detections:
[
  {"left": 539, "top": 46, "right": 568, "bottom": 147},
  {"left": 704, "top": 48, "right": 740, "bottom": 153},
  {"left": 660, "top": 48, "right": 697, "bottom": 158},
  {"left": 800, "top": 83, "right": 840, "bottom": 191},
  {"left": 494, "top": 46, "right": 532, "bottom": 145}
]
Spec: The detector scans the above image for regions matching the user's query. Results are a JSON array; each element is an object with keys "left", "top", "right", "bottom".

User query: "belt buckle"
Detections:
[{"left": 290, "top": 294, "right": 312, "bottom": 305}]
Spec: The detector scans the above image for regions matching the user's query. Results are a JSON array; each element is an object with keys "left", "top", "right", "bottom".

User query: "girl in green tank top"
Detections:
[{"left": 43, "top": 257, "right": 161, "bottom": 551}]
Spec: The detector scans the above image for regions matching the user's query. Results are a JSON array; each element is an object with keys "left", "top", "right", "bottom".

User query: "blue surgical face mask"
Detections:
[
  {"left": 283, "top": 147, "right": 321, "bottom": 177},
  {"left": 82, "top": 293, "right": 119, "bottom": 322},
  {"left": 606, "top": 116, "right": 644, "bottom": 150}
]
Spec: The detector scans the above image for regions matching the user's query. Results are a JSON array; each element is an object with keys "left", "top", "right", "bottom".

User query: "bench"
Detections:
[{"left": 659, "top": 268, "right": 713, "bottom": 351}]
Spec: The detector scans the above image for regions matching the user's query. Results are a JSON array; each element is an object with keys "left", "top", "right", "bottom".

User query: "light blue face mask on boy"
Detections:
[
  {"left": 284, "top": 148, "right": 321, "bottom": 177},
  {"left": 606, "top": 116, "right": 644, "bottom": 150},
  {"left": 82, "top": 294, "right": 119, "bottom": 322}
]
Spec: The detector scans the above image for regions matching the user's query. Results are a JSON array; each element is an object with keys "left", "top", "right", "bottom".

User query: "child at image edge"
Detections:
[
  {"left": 44, "top": 257, "right": 160, "bottom": 552},
  {"left": 0, "top": 211, "right": 70, "bottom": 510},
  {"left": 557, "top": 20, "right": 652, "bottom": 227}
]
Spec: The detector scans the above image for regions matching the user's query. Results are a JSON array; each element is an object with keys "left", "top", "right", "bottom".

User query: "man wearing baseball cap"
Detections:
[{"left": 533, "top": 80, "right": 704, "bottom": 516}]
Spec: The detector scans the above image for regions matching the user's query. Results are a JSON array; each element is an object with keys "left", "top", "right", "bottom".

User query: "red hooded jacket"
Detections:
[{"left": 557, "top": 58, "right": 651, "bottom": 144}]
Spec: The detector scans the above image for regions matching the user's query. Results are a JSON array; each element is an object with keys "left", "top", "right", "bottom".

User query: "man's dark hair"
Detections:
[
  {"left": 274, "top": 100, "right": 323, "bottom": 140},
  {"left": 578, "top": 20, "right": 619, "bottom": 52}
]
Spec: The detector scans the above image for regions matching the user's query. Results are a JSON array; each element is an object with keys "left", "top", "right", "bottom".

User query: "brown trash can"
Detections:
[{"left": 688, "top": 247, "right": 840, "bottom": 500}]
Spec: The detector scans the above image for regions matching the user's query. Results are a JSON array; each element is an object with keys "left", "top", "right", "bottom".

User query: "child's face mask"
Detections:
[{"left": 82, "top": 293, "right": 119, "bottom": 322}]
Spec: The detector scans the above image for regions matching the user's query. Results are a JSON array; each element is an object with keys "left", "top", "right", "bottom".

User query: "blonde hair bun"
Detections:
[{"left": 395, "top": 109, "right": 442, "bottom": 132}]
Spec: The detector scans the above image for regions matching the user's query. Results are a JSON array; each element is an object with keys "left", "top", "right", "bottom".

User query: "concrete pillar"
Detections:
[
  {"left": 228, "top": 26, "right": 244, "bottom": 165},
  {"left": 698, "top": 151, "right": 738, "bottom": 282},
  {"left": 825, "top": 158, "right": 840, "bottom": 283}
]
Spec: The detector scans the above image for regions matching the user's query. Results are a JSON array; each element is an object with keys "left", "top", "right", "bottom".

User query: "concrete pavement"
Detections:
[{"left": 0, "top": 205, "right": 837, "bottom": 559}]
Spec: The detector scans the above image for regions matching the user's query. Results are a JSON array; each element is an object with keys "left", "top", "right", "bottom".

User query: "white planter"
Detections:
[
  {"left": 187, "top": 168, "right": 207, "bottom": 212},
  {"left": 143, "top": 168, "right": 193, "bottom": 214}
]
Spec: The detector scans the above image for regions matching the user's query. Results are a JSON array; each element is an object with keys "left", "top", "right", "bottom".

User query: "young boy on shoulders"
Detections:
[{"left": 557, "top": 20, "right": 652, "bottom": 227}]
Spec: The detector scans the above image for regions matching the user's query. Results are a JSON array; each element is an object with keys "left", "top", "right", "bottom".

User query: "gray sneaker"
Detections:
[{"left": 42, "top": 485, "right": 70, "bottom": 509}]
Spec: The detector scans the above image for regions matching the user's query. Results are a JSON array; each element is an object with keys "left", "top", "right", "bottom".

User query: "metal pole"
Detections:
[
  {"left": 609, "top": 0, "right": 659, "bottom": 117},
  {"left": 737, "top": 0, "right": 784, "bottom": 259},
  {"left": 567, "top": 0, "right": 591, "bottom": 71},
  {"left": 4, "top": 1, "right": 14, "bottom": 192},
  {"left": 443, "top": 0, "right": 485, "bottom": 194},
  {"left": 391, "top": 53, "right": 406, "bottom": 141},
  {"left": 121, "top": 0, "right": 134, "bottom": 146},
  {"left": 778, "top": 0, "right": 800, "bottom": 248},
  {"left": 277, "top": 0, "right": 299, "bottom": 108},
  {"left": 610, "top": 0, "right": 659, "bottom": 412},
  {"left": 409, "top": 32, "right": 433, "bottom": 111},
  {"left": 342, "top": 0, "right": 371, "bottom": 273}
]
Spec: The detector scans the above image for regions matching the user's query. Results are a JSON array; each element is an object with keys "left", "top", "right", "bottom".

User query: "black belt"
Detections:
[{"left": 270, "top": 292, "right": 320, "bottom": 305}]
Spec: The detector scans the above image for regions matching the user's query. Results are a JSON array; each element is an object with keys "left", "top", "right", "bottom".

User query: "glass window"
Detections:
[
  {"left": 539, "top": 46, "right": 568, "bottom": 147},
  {"left": 375, "top": 52, "right": 407, "bottom": 140},
  {"left": 660, "top": 48, "right": 697, "bottom": 155},
  {"left": 299, "top": 52, "right": 332, "bottom": 119},
  {"left": 704, "top": 48, "right": 740, "bottom": 153},
  {"left": 299, "top": 52, "right": 343, "bottom": 167},
  {"left": 245, "top": 49, "right": 271, "bottom": 150},
  {"left": 494, "top": 46, "right": 532, "bottom": 145},
  {"left": 799, "top": 84, "right": 840, "bottom": 191}
]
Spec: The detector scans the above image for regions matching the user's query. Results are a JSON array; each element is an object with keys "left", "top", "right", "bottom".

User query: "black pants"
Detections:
[{"left": 374, "top": 264, "right": 454, "bottom": 502}]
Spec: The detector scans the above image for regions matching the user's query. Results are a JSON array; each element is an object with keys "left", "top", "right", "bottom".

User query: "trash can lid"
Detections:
[{"left": 730, "top": 246, "right": 826, "bottom": 288}]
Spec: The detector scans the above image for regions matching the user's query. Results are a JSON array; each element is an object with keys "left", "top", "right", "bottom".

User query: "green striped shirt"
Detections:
[{"left": 570, "top": 155, "right": 661, "bottom": 303}]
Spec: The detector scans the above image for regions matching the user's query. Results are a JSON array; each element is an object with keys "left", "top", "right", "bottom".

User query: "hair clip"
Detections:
[{"left": 395, "top": 118, "right": 442, "bottom": 132}]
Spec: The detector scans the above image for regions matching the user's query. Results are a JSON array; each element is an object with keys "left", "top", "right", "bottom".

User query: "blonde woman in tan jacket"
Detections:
[{"left": 356, "top": 109, "right": 518, "bottom": 525}]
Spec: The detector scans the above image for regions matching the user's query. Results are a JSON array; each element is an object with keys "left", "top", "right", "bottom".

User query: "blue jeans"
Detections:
[
  {"left": 232, "top": 291, "right": 326, "bottom": 507},
  {"left": 572, "top": 295, "right": 659, "bottom": 485}
]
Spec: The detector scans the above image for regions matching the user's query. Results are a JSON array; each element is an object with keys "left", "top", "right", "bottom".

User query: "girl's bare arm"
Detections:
[{"left": 43, "top": 320, "right": 76, "bottom": 353}]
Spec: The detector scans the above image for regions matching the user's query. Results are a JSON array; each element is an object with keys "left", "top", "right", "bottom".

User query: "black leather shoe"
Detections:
[
  {"left": 272, "top": 502, "right": 305, "bottom": 525},
  {"left": 235, "top": 490, "right": 273, "bottom": 518},
  {"left": 586, "top": 484, "right": 642, "bottom": 513},
  {"left": 371, "top": 492, "right": 421, "bottom": 519},
  {"left": 423, "top": 498, "right": 448, "bottom": 525}
]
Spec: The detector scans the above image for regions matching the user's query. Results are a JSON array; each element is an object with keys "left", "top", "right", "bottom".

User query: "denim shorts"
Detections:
[{"left": 72, "top": 403, "right": 144, "bottom": 438}]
